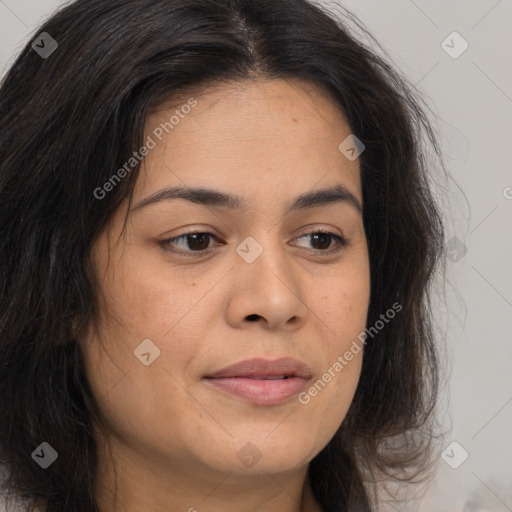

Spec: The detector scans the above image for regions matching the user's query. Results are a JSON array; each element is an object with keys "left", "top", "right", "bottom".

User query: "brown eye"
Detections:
[
  {"left": 160, "top": 232, "right": 218, "bottom": 255},
  {"left": 310, "top": 233, "right": 333, "bottom": 250},
  {"left": 295, "top": 231, "right": 347, "bottom": 253}
]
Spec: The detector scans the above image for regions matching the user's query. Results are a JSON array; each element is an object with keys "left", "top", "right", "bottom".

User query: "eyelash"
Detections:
[{"left": 159, "top": 229, "right": 348, "bottom": 257}]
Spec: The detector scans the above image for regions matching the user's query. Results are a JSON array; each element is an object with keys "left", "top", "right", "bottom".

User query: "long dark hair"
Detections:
[{"left": 0, "top": 0, "right": 446, "bottom": 510}]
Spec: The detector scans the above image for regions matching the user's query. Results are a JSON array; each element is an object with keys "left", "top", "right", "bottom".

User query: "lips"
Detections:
[
  {"left": 205, "top": 357, "right": 312, "bottom": 379},
  {"left": 203, "top": 357, "right": 312, "bottom": 405}
]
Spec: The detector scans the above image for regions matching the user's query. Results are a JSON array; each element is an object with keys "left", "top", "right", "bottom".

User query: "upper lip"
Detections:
[{"left": 204, "top": 357, "right": 312, "bottom": 379}]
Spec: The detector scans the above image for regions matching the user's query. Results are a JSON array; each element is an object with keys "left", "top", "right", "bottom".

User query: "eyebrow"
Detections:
[{"left": 131, "top": 184, "right": 362, "bottom": 215}]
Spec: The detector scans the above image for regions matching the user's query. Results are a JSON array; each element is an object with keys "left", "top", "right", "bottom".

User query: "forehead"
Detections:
[
  {"left": 136, "top": 78, "right": 361, "bottom": 206},
  {"left": 146, "top": 78, "right": 350, "bottom": 142}
]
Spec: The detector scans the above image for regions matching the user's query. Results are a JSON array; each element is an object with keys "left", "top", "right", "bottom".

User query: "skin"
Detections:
[{"left": 79, "top": 78, "right": 371, "bottom": 512}]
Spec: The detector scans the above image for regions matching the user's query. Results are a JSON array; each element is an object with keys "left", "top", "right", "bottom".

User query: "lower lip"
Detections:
[{"left": 204, "top": 377, "right": 308, "bottom": 405}]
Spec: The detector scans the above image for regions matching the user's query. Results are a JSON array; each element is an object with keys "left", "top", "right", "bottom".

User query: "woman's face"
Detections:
[{"left": 81, "top": 78, "right": 370, "bottom": 484}]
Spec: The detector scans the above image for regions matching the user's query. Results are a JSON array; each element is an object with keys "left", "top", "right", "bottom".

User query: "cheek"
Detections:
[
  {"left": 317, "top": 270, "right": 371, "bottom": 341},
  {"left": 297, "top": 271, "right": 369, "bottom": 438},
  {"left": 89, "top": 255, "right": 187, "bottom": 365},
  {"left": 78, "top": 310, "right": 196, "bottom": 450},
  {"left": 78, "top": 258, "right": 204, "bottom": 423}
]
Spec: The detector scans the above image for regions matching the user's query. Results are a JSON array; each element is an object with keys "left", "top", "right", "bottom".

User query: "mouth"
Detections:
[{"left": 203, "top": 357, "right": 312, "bottom": 406}]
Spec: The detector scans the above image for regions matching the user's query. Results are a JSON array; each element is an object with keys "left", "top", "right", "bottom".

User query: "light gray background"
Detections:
[{"left": 1, "top": 1, "right": 511, "bottom": 511}]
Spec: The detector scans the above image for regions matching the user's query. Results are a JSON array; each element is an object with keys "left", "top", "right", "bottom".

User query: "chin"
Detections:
[{"left": 197, "top": 433, "right": 319, "bottom": 476}]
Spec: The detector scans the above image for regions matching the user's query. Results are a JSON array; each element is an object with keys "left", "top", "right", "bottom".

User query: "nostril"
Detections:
[{"left": 246, "top": 314, "right": 262, "bottom": 322}]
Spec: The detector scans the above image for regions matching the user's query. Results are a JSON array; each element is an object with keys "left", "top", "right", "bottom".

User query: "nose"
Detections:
[{"left": 224, "top": 237, "right": 309, "bottom": 331}]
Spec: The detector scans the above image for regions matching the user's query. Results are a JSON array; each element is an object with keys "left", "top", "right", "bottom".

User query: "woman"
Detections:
[{"left": 0, "top": 0, "right": 446, "bottom": 511}]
